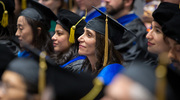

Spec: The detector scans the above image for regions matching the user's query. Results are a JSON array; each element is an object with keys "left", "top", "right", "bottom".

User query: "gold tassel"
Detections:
[
  {"left": 69, "top": 9, "right": 87, "bottom": 44},
  {"left": 80, "top": 78, "right": 103, "bottom": 100},
  {"left": 39, "top": 51, "right": 47, "bottom": 95},
  {"left": 21, "top": 0, "right": 27, "bottom": 10},
  {"left": 103, "top": 15, "right": 108, "bottom": 67},
  {"left": 69, "top": 25, "right": 76, "bottom": 44},
  {"left": 155, "top": 52, "right": 169, "bottom": 100},
  {"left": 0, "top": 1, "right": 8, "bottom": 28}
]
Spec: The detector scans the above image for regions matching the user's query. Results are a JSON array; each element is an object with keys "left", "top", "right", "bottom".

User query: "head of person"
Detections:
[
  {"left": 146, "top": 2, "right": 179, "bottom": 55},
  {"left": 38, "top": 0, "right": 64, "bottom": 15},
  {"left": 0, "top": 0, "right": 15, "bottom": 38},
  {"left": 52, "top": 9, "right": 86, "bottom": 53},
  {"left": 105, "top": 0, "right": 135, "bottom": 18},
  {"left": 15, "top": 0, "right": 57, "bottom": 54},
  {"left": 78, "top": 8, "right": 129, "bottom": 72},
  {"left": 75, "top": 0, "right": 102, "bottom": 12},
  {"left": 101, "top": 61, "right": 156, "bottom": 100},
  {"left": 0, "top": 58, "right": 39, "bottom": 100},
  {"left": 162, "top": 11, "right": 180, "bottom": 69},
  {"left": 51, "top": 9, "right": 86, "bottom": 65}
]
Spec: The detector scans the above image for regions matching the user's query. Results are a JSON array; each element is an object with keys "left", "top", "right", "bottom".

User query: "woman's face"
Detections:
[
  {"left": 0, "top": 71, "right": 27, "bottom": 100},
  {"left": 78, "top": 27, "right": 96, "bottom": 57},
  {"left": 15, "top": 16, "right": 33, "bottom": 47},
  {"left": 146, "top": 21, "right": 170, "bottom": 54},
  {"left": 52, "top": 24, "right": 71, "bottom": 52}
]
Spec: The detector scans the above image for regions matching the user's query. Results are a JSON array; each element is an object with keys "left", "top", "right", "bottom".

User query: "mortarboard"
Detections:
[
  {"left": 122, "top": 53, "right": 180, "bottom": 100},
  {"left": 86, "top": 6, "right": 136, "bottom": 66},
  {"left": 152, "top": 2, "right": 179, "bottom": 26},
  {"left": 20, "top": 0, "right": 57, "bottom": 30},
  {"left": 0, "top": 0, "right": 15, "bottom": 27},
  {"left": 7, "top": 58, "right": 39, "bottom": 94},
  {"left": 14, "top": 40, "right": 104, "bottom": 100},
  {"left": 56, "top": 9, "right": 87, "bottom": 44},
  {"left": 162, "top": 11, "right": 180, "bottom": 44}
]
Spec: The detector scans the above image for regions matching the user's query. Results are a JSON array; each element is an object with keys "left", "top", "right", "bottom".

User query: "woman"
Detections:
[
  {"left": 146, "top": 2, "right": 179, "bottom": 55},
  {"left": 146, "top": 21, "right": 170, "bottom": 54},
  {"left": 51, "top": 9, "right": 86, "bottom": 72},
  {"left": 0, "top": 58, "right": 40, "bottom": 100},
  {"left": 15, "top": 0, "right": 57, "bottom": 57},
  {"left": 78, "top": 8, "right": 125, "bottom": 85}
]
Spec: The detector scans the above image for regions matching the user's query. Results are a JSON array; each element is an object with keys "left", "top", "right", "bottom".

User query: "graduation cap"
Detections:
[
  {"left": 86, "top": 6, "right": 136, "bottom": 66},
  {"left": 152, "top": 2, "right": 179, "bottom": 26},
  {"left": 0, "top": 0, "right": 15, "bottom": 27},
  {"left": 121, "top": 53, "right": 180, "bottom": 100},
  {"left": 20, "top": 0, "right": 57, "bottom": 30},
  {"left": 162, "top": 11, "right": 180, "bottom": 44},
  {"left": 12, "top": 40, "right": 104, "bottom": 99},
  {"left": 56, "top": 9, "right": 87, "bottom": 44}
]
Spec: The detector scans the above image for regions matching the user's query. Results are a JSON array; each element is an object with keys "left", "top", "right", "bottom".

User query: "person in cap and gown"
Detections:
[
  {"left": 0, "top": 58, "right": 40, "bottom": 100},
  {"left": 146, "top": 2, "right": 179, "bottom": 56},
  {"left": 146, "top": 2, "right": 179, "bottom": 69},
  {"left": 78, "top": 7, "right": 127, "bottom": 85},
  {"left": 101, "top": 60, "right": 156, "bottom": 100},
  {"left": 15, "top": 0, "right": 57, "bottom": 57},
  {"left": 51, "top": 9, "right": 87, "bottom": 72}
]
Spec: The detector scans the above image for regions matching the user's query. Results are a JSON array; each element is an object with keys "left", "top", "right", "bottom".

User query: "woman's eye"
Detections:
[{"left": 155, "top": 29, "right": 161, "bottom": 33}]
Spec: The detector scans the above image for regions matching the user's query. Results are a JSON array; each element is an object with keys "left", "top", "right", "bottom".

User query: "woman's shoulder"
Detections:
[{"left": 97, "top": 63, "right": 124, "bottom": 85}]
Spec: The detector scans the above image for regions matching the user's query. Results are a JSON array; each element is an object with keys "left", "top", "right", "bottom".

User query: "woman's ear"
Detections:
[{"left": 37, "top": 27, "right": 41, "bottom": 36}]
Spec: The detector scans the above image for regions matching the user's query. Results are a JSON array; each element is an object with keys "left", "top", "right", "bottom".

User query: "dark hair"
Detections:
[
  {"left": 51, "top": 43, "right": 79, "bottom": 65},
  {"left": 82, "top": 32, "right": 123, "bottom": 73},
  {"left": 24, "top": 17, "right": 54, "bottom": 55},
  {"left": 130, "top": 0, "right": 135, "bottom": 10}
]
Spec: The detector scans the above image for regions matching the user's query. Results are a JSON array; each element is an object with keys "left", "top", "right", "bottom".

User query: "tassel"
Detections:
[
  {"left": 1, "top": 10, "right": 8, "bottom": 28},
  {"left": 39, "top": 51, "right": 47, "bottom": 94},
  {"left": 21, "top": 0, "right": 27, "bottom": 10},
  {"left": 0, "top": 1, "right": 8, "bottom": 28},
  {"left": 69, "top": 25, "right": 76, "bottom": 44},
  {"left": 69, "top": 9, "right": 87, "bottom": 44},
  {"left": 103, "top": 15, "right": 108, "bottom": 67}
]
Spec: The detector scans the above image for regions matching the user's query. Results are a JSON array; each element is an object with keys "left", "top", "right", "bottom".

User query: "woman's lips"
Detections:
[{"left": 147, "top": 42, "right": 155, "bottom": 46}]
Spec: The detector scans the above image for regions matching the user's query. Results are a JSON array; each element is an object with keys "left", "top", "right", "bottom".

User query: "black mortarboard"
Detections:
[
  {"left": 86, "top": 6, "right": 136, "bottom": 46},
  {"left": 0, "top": 0, "right": 15, "bottom": 27},
  {"left": 7, "top": 58, "right": 39, "bottom": 94},
  {"left": 86, "top": 6, "right": 136, "bottom": 66},
  {"left": 16, "top": 41, "right": 104, "bottom": 100},
  {"left": 122, "top": 54, "right": 180, "bottom": 100},
  {"left": 152, "top": 2, "right": 179, "bottom": 26},
  {"left": 162, "top": 11, "right": 180, "bottom": 44},
  {"left": 56, "top": 9, "right": 86, "bottom": 43},
  {"left": 122, "top": 60, "right": 156, "bottom": 95},
  {"left": 20, "top": 0, "right": 57, "bottom": 30}
]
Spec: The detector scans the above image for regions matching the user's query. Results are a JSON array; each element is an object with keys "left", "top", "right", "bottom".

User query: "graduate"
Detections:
[
  {"left": 51, "top": 9, "right": 87, "bottom": 72},
  {"left": 15, "top": 0, "right": 57, "bottom": 57},
  {"left": 78, "top": 7, "right": 136, "bottom": 85}
]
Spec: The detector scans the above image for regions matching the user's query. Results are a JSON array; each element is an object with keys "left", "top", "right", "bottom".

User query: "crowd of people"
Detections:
[{"left": 0, "top": 0, "right": 180, "bottom": 100}]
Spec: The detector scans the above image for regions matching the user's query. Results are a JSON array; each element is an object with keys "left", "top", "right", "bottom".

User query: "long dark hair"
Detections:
[
  {"left": 24, "top": 17, "right": 54, "bottom": 55},
  {"left": 51, "top": 43, "right": 79, "bottom": 65},
  {"left": 82, "top": 32, "right": 123, "bottom": 73}
]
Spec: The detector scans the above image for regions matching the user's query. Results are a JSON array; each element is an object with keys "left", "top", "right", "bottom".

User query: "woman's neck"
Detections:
[{"left": 87, "top": 55, "right": 97, "bottom": 71}]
